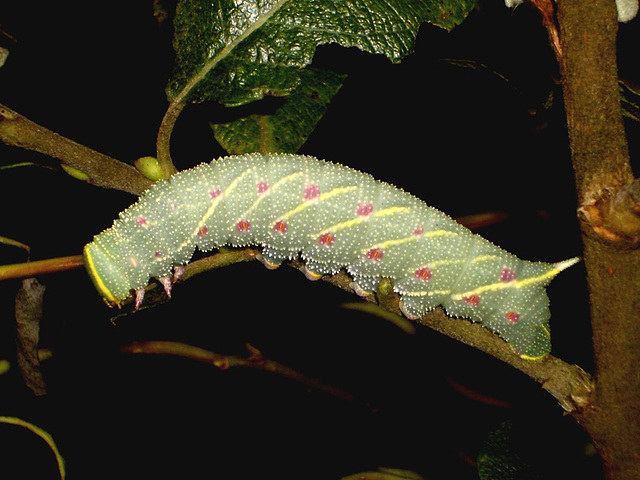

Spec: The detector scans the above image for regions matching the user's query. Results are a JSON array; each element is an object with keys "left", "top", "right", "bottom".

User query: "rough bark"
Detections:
[
  {"left": 0, "top": 104, "right": 151, "bottom": 195},
  {"left": 557, "top": 1, "right": 640, "bottom": 478}
]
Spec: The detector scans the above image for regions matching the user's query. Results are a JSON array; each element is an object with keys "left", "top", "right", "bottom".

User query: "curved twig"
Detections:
[
  {"left": 0, "top": 416, "right": 66, "bottom": 479},
  {"left": 120, "top": 340, "right": 366, "bottom": 406},
  {"left": 155, "top": 101, "right": 183, "bottom": 179},
  {"left": 297, "top": 258, "right": 593, "bottom": 413},
  {"left": 110, "top": 247, "right": 593, "bottom": 413}
]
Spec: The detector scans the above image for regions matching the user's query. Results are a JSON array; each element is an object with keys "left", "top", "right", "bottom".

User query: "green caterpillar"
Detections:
[{"left": 84, "top": 153, "right": 578, "bottom": 359}]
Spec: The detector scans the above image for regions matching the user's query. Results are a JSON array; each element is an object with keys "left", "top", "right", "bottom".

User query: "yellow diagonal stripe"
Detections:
[
  {"left": 403, "top": 289, "right": 452, "bottom": 297},
  {"left": 362, "top": 228, "right": 457, "bottom": 253},
  {"left": 281, "top": 185, "right": 358, "bottom": 221},
  {"left": 196, "top": 167, "right": 252, "bottom": 230},
  {"left": 450, "top": 266, "right": 564, "bottom": 300},
  {"left": 472, "top": 254, "right": 500, "bottom": 263},
  {"left": 238, "top": 171, "right": 303, "bottom": 220},
  {"left": 312, "top": 206, "right": 411, "bottom": 238}
]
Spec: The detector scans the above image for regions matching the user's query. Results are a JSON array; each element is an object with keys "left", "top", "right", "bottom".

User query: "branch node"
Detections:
[
  {"left": 541, "top": 362, "right": 594, "bottom": 413},
  {"left": 578, "top": 178, "right": 640, "bottom": 248}
]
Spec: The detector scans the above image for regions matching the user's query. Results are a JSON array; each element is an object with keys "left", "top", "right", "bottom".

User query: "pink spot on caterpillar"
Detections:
[
  {"left": 304, "top": 184, "right": 321, "bottom": 200},
  {"left": 256, "top": 181, "right": 269, "bottom": 194},
  {"left": 318, "top": 232, "right": 335, "bottom": 246},
  {"left": 356, "top": 202, "right": 374, "bottom": 217},
  {"left": 197, "top": 226, "right": 209, "bottom": 236},
  {"left": 414, "top": 267, "right": 432, "bottom": 281},
  {"left": 463, "top": 294, "right": 480, "bottom": 306},
  {"left": 505, "top": 311, "right": 520, "bottom": 323},
  {"left": 237, "top": 220, "right": 250, "bottom": 232},
  {"left": 154, "top": 251, "right": 162, "bottom": 259},
  {"left": 136, "top": 216, "right": 148, "bottom": 227},
  {"left": 366, "top": 248, "right": 384, "bottom": 261},
  {"left": 413, "top": 226, "right": 424, "bottom": 235},
  {"left": 273, "top": 221, "right": 288, "bottom": 234},
  {"left": 169, "top": 201, "right": 178, "bottom": 210},
  {"left": 500, "top": 268, "right": 517, "bottom": 282},
  {"left": 209, "top": 189, "right": 221, "bottom": 199}
]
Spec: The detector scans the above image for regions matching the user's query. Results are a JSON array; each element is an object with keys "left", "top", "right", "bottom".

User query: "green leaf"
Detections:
[
  {"left": 477, "top": 421, "right": 539, "bottom": 480},
  {"left": 167, "top": 0, "right": 476, "bottom": 107},
  {"left": 211, "top": 67, "right": 346, "bottom": 153}
]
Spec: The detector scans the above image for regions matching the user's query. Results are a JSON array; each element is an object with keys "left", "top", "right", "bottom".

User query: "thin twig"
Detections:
[
  {"left": 120, "top": 340, "right": 366, "bottom": 406},
  {"left": 155, "top": 101, "right": 183, "bottom": 179},
  {"left": 0, "top": 416, "right": 66, "bottom": 479},
  {"left": 0, "top": 255, "right": 84, "bottom": 281}
]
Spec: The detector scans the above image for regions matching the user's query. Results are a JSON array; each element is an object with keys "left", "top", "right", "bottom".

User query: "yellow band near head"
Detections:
[{"left": 83, "top": 243, "right": 117, "bottom": 303}]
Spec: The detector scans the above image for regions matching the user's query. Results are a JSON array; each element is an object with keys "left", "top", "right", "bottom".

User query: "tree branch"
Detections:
[
  {"left": 0, "top": 104, "right": 152, "bottom": 195},
  {"left": 556, "top": 0, "right": 640, "bottom": 478},
  {"left": 301, "top": 259, "right": 593, "bottom": 413},
  {"left": 109, "top": 247, "right": 593, "bottom": 414}
]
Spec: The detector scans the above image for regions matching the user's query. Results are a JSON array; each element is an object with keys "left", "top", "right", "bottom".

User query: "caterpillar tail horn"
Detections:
[{"left": 553, "top": 257, "right": 581, "bottom": 275}]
